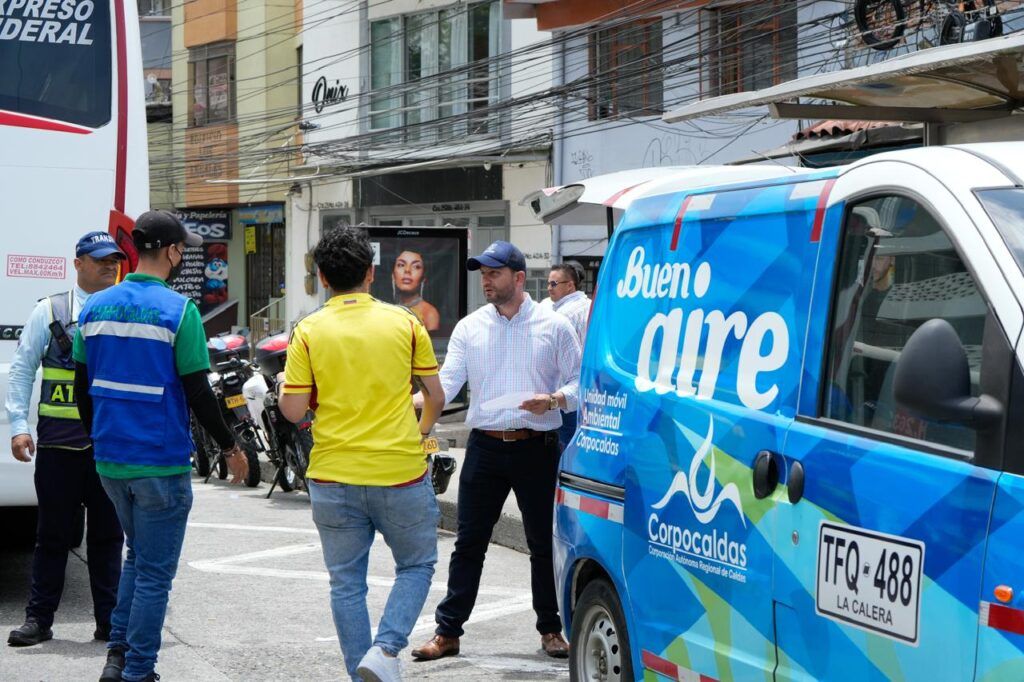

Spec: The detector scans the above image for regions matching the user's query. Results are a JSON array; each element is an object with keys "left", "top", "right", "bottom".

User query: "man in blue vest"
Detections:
[
  {"left": 72, "top": 210, "right": 248, "bottom": 682},
  {"left": 5, "top": 232, "right": 127, "bottom": 648}
]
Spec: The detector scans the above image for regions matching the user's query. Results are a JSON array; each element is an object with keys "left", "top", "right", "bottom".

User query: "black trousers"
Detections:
[
  {"left": 435, "top": 430, "right": 562, "bottom": 638},
  {"left": 26, "top": 447, "right": 123, "bottom": 630}
]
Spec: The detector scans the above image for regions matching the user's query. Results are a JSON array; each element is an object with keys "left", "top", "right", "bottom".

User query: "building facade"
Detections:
[
  {"left": 139, "top": 0, "right": 301, "bottom": 333},
  {"left": 287, "top": 0, "right": 557, "bottom": 334}
]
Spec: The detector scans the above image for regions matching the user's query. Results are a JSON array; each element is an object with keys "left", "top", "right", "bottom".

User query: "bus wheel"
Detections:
[{"left": 570, "top": 579, "right": 632, "bottom": 682}]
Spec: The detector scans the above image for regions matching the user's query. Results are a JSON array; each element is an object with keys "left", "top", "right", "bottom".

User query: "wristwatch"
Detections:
[
  {"left": 222, "top": 444, "right": 239, "bottom": 458},
  {"left": 548, "top": 394, "right": 559, "bottom": 411}
]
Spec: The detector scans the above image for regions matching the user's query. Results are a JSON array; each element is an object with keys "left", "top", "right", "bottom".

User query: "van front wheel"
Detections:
[{"left": 570, "top": 579, "right": 633, "bottom": 682}]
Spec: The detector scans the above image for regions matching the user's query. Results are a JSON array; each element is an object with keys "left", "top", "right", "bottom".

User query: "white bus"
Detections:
[{"left": 0, "top": 0, "right": 149, "bottom": 506}]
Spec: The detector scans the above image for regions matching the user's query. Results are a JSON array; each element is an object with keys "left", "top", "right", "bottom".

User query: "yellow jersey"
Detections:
[{"left": 282, "top": 292, "right": 439, "bottom": 485}]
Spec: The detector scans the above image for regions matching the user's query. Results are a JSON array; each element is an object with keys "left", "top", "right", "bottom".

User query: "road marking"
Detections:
[
  {"left": 188, "top": 521, "right": 318, "bottom": 534},
  {"left": 188, "top": 542, "right": 526, "bottom": 597},
  {"left": 315, "top": 594, "right": 537, "bottom": 643}
]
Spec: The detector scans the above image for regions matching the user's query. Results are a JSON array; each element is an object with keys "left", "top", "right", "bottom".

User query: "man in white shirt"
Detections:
[
  {"left": 539, "top": 262, "right": 590, "bottom": 450},
  {"left": 412, "top": 241, "right": 580, "bottom": 661}
]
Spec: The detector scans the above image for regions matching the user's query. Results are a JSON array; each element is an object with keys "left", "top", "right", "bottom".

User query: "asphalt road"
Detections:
[{"left": 0, "top": 475, "right": 570, "bottom": 681}]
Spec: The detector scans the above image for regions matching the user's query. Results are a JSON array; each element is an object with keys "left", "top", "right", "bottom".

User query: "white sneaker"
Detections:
[{"left": 356, "top": 645, "right": 402, "bottom": 682}]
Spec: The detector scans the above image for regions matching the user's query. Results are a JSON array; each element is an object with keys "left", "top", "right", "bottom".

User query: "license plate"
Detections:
[
  {"left": 224, "top": 394, "right": 246, "bottom": 409},
  {"left": 816, "top": 521, "right": 925, "bottom": 645}
]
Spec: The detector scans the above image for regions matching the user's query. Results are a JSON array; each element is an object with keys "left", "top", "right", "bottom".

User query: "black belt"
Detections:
[{"left": 475, "top": 428, "right": 553, "bottom": 442}]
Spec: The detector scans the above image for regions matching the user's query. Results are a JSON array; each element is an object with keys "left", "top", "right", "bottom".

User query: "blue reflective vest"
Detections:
[{"left": 79, "top": 279, "right": 192, "bottom": 466}]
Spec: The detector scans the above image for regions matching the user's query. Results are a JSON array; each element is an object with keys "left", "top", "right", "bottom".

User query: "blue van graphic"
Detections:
[{"left": 547, "top": 145, "right": 1024, "bottom": 681}]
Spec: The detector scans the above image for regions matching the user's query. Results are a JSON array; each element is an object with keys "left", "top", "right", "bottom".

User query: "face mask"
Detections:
[{"left": 167, "top": 246, "right": 184, "bottom": 284}]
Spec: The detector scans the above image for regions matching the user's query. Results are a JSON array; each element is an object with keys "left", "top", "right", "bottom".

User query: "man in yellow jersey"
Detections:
[{"left": 280, "top": 226, "right": 446, "bottom": 682}]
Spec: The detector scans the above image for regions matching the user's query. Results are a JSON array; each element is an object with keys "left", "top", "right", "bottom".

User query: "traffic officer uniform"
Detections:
[{"left": 5, "top": 236, "right": 125, "bottom": 647}]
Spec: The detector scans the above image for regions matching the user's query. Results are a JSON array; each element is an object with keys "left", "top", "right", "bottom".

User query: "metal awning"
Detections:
[
  {"left": 521, "top": 165, "right": 794, "bottom": 231},
  {"left": 664, "top": 32, "right": 1024, "bottom": 124}
]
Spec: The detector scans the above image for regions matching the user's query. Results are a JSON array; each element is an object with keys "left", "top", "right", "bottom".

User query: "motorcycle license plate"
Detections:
[{"left": 225, "top": 394, "right": 246, "bottom": 409}]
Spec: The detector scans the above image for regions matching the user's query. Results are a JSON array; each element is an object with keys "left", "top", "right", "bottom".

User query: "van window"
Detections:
[
  {"left": 824, "top": 196, "right": 985, "bottom": 452},
  {"left": 977, "top": 188, "right": 1024, "bottom": 275}
]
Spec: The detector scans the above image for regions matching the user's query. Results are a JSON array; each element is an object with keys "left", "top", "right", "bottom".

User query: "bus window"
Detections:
[{"left": 0, "top": 1, "right": 112, "bottom": 127}]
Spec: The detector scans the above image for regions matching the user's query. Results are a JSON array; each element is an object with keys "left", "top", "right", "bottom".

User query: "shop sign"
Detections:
[
  {"left": 176, "top": 208, "right": 232, "bottom": 241},
  {"left": 431, "top": 203, "right": 471, "bottom": 212},
  {"left": 170, "top": 243, "right": 230, "bottom": 314},
  {"left": 238, "top": 205, "right": 284, "bottom": 225},
  {"left": 311, "top": 75, "right": 349, "bottom": 114}
]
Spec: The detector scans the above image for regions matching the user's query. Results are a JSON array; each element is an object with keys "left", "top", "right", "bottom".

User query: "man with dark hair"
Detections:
[
  {"left": 6, "top": 232, "right": 127, "bottom": 648},
  {"left": 73, "top": 210, "right": 247, "bottom": 682},
  {"left": 412, "top": 240, "right": 580, "bottom": 662},
  {"left": 279, "top": 226, "right": 446, "bottom": 682},
  {"left": 539, "top": 261, "right": 590, "bottom": 450}
]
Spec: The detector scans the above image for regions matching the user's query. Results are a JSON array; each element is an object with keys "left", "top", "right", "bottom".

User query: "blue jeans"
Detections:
[
  {"left": 310, "top": 477, "right": 439, "bottom": 680},
  {"left": 99, "top": 473, "right": 192, "bottom": 682}
]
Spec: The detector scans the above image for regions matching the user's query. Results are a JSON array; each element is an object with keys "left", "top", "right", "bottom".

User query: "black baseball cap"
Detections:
[
  {"left": 132, "top": 210, "right": 203, "bottom": 250},
  {"left": 467, "top": 240, "right": 526, "bottom": 273}
]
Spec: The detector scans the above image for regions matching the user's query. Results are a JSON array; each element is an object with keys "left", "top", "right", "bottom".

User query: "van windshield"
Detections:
[
  {"left": 0, "top": 1, "right": 112, "bottom": 127},
  {"left": 977, "top": 188, "right": 1024, "bottom": 275}
]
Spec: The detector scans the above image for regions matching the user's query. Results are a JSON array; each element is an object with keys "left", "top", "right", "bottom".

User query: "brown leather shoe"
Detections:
[
  {"left": 412, "top": 634, "right": 460, "bottom": 660},
  {"left": 541, "top": 632, "right": 569, "bottom": 658}
]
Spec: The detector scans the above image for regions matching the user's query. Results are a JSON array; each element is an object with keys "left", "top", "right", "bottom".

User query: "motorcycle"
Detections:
[
  {"left": 253, "top": 333, "right": 313, "bottom": 497},
  {"left": 201, "top": 354, "right": 264, "bottom": 488},
  {"left": 191, "top": 333, "right": 250, "bottom": 481}
]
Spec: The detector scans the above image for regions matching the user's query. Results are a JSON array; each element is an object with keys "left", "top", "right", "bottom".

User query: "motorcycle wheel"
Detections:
[
  {"left": 190, "top": 415, "right": 212, "bottom": 478},
  {"left": 853, "top": 0, "right": 907, "bottom": 51},
  {"left": 276, "top": 446, "right": 297, "bottom": 492},
  {"left": 238, "top": 431, "right": 262, "bottom": 488}
]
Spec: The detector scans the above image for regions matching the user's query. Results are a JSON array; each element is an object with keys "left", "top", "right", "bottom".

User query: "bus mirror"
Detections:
[{"left": 893, "top": 319, "right": 1002, "bottom": 429}]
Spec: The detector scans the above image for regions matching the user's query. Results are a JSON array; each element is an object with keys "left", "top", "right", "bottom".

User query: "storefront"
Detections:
[
  {"left": 173, "top": 208, "right": 239, "bottom": 335},
  {"left": 239, "top": 204, "right": 287, "bottom": 323}
]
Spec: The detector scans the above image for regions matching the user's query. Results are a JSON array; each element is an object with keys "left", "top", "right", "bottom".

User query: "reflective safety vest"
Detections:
[
  {"left": 79, "top": 279, "right": 192, "bottom": 467},
  {"left": 37, "top": 291, "right": 90, "bottom": 449}
]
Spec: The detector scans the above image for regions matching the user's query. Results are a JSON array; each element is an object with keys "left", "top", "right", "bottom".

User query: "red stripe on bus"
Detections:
[
  {"left": 0, "top": 111, "right": 91, "bottom": 134},
  {"left": 112, "top": 0, "right": 129, "bottom": 212},
  {"left": 809, "top": 179, "right": 836, "bottom": 243},
  {"left": 670, "top": 196, "right": 692, "bottom": 251}
]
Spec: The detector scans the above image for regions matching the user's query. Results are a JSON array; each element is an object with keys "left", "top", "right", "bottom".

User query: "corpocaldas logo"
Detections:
[{"left": 647, "top": 418, "right": 750, "bottom": 583}]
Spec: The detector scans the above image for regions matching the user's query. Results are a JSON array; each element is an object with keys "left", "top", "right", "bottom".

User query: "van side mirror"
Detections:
[{"left": 893, "top": 319, "right": 1002, "bottom": 430}]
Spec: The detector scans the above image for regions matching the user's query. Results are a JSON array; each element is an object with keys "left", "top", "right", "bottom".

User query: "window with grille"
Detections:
[
  {"left": 588, "top": 20, "right": 664, "bottom": 120},
  {"left": 707, "top": 0, "right": 797, "bottom": 97},
  {"left": 188, "top": 43, "right": 236, "bottom": 127}
]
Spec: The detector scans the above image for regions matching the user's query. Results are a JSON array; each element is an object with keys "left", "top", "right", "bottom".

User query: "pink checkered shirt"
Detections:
[{"left": 440, "top": 294, "right": 581, "bottom": 431}]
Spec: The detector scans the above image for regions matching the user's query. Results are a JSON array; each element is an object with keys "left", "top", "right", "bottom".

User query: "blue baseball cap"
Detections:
[
  {"left": 467, "top": 240, "right": 526, "bottom": 273},
  {"left": 76, "top": 231, "right": 126, "bottom": 259}
]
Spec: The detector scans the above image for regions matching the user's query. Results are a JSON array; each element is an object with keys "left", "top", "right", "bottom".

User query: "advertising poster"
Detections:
[
  {"left": 365, "top": 227, "right": 467, "bottom": 340},
  {"left": 172, "top": 209, "right": 231, "bottom": 314},
  {"left": 171, "top": 243, "right": 229, "bottom": 315}
]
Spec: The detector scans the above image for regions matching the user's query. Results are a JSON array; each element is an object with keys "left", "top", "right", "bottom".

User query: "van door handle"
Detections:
[{"left": 752, "top": 450, "right": 780, "bottom": 499}]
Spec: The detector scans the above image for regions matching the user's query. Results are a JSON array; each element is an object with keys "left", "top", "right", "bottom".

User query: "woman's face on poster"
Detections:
[{"left": 393, "top": 250, "right": 425, "bottom": 293}]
